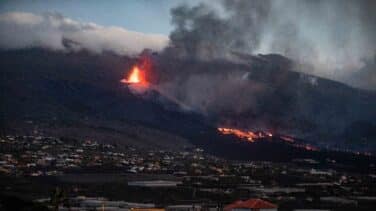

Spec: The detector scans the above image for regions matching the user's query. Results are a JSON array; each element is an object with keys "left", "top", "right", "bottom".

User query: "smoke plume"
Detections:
[{"left": 166, "top": 0, "right": 376, "bottom": 90}]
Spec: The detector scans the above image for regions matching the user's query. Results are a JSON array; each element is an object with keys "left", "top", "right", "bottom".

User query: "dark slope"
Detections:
[
  {"left": 0, "top": 49, "right": 203, "bottom": 149},
  {"left": 0, "top": 49, "right": 375, "bottom": 163},
  {"left": 153, "top": 53, "right": 376, "bottom": 151}
]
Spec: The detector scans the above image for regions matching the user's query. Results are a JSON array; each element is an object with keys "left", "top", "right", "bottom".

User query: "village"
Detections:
[{"left": 0, "top": 135, "right": 375, "bottom": 210}]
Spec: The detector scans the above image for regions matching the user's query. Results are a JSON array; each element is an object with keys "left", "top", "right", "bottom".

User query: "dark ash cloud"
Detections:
[
  {"left": 165, "top": 0, "right": 376, "bottom": 90},
  {"left": 165, "top": 0, "right": 271, "bottom": 61}
]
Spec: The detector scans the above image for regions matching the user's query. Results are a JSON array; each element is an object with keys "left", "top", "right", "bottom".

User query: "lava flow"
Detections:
[
  {"left": 218, "top": 127, "right": 272, "bottom": 142},
  {"left": 218, "top": 127, "right": 320, "bottom": 151}
]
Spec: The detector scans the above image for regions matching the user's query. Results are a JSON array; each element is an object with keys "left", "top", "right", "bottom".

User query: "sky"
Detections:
[{"left": 0, "top": 0, "right": 194, "bottom": 35}]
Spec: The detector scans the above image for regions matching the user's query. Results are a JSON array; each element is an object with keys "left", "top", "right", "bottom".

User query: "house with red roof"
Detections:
[{"left": 224, "top": 198, "right": 278, "bottom": 211}]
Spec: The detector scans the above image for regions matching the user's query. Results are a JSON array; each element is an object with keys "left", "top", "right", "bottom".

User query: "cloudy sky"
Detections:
[{"left": 0, "top": 0, "right": 195, "bottom": 35}]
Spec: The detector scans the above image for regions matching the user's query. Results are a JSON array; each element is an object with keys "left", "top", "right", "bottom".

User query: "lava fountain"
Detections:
[
  {"left": 120, "top": 58, "right": 191, "bottom": 110},
  {"left": 121, "top": 65, "right": 148, "bottom": 86}
]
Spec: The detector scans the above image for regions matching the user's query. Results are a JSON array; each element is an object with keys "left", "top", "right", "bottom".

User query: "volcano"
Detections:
[{"left": 0, "top": 48, "right": 375, "bottom": 164}]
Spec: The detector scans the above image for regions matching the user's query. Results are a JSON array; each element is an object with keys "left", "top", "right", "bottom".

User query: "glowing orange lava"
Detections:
[
  {"left": 218, "top": 127, "right": 320, "bottom": 151},
  {"left": 121, "top": 65, "right": 148, "bottom": 87},
  {"left": 218, "top": 127, "right": 259, "bottom": 142},
  {"left": 217, "top": 127, "right": 276, "bottom": 142}
]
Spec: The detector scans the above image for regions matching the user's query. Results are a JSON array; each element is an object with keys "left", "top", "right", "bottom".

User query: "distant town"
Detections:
[{"left": 1, "top": 135, "right": 375, "bottom": 210}]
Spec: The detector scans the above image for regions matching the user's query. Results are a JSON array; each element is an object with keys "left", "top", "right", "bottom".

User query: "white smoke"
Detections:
[{"left": 0, "top": 12, "right": 169, "bottom": 55}]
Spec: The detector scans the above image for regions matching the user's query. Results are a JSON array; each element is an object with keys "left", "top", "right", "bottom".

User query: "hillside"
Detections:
[{"left": 1, "top": 49, "right": 375, "bottom": 154}]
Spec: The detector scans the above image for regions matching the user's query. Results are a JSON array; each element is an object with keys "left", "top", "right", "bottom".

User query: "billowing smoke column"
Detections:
[
  {"left": 164, "top": 0, "right": 271, "bottom": 61},
  {"left": 164, "top": 0, "right": 376, "bottom": 90},
  {"left": 142, "top": 0, "right": 376, "bottom": 146}
]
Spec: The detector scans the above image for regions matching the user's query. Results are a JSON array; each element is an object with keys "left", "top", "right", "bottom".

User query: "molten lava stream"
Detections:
[
  {"left": 218, "top": 127, "right": 258, "bottom": 142},
  {"left": 217, "top": 127, "right": 275, "bottom": 142}
]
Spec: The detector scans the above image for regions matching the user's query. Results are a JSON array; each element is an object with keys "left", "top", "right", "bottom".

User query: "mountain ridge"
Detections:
[{"left": 1, "top": 48, "right": 375, "bottom": 154}]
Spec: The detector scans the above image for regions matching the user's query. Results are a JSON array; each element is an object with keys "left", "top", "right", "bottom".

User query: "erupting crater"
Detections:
[{"left": 121, "top": 65, "right": 148, "bottom": 87}]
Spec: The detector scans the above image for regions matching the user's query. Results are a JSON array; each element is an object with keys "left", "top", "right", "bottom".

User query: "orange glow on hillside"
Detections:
[
  {"left": 218, "top": 127, "right": 320, "bottom": 151},
  {"left": 218, "top": 127, "right": 259, "bottom": 142},
  {"left": 217, "top": 127, "right": 276, "bottom": 142}
]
